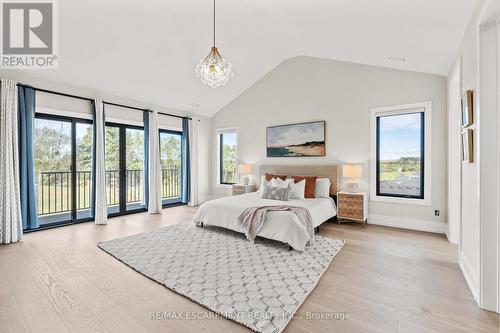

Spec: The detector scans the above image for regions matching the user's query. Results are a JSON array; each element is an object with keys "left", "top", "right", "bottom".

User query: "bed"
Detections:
[{"left": 193, "top": 165, "right": 339, "bottom": 251}]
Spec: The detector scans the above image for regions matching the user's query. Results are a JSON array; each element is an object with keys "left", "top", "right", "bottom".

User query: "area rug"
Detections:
[{"left": 97, "top": 223, "right": 344, "bottom": 333}]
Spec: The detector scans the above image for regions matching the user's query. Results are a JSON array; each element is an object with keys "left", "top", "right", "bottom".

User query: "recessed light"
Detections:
[
  {"left": 190, "top": 102, "right": 200, "bottom": 107},
  {"left": 388, "top": 56, "right": 406, "bottom": 62}
]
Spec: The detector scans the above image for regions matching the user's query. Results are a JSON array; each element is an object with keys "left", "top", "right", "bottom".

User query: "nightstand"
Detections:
[
  {"left": 232, "top": 184, "right": 257, "bottom": 196},
  {"left": 337, "top": 192, "right": 368, "bottom": 226}
]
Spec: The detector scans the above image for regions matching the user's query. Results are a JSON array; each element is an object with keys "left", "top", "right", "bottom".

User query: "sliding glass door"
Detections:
[
  {"left": 105, "top": 123, "right": 146, "bottom": 216},
  {"left": 160, "top": 129, "right": 182, "bottom": 206},
  {"left": 33, "top": 114, "right": 93, "bottom": 228},
  {"left": 32, "top": 115, "right": 183, "bottom": 228}
]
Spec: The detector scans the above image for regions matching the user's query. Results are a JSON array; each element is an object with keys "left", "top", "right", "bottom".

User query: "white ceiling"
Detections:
[{"left": 4, "top": 0, "right": 476, "bottom": 117}]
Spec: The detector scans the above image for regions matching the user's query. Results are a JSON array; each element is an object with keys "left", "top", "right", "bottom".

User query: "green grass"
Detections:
[
  {"left": 36, "top": 182, "right": 180, "bottom": 215},
  {"left": 379, "top": 171, "right": 414, "bottom": 181}
]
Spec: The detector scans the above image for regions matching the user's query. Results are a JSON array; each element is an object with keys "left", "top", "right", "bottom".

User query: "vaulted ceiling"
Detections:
[{"left": 2, "top": 0, "right": 476, "bottom": 116}]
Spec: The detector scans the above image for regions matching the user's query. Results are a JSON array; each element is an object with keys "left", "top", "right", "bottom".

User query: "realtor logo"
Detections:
[{"left": 1, "top": 0, "right": 58, "bottom": 68}]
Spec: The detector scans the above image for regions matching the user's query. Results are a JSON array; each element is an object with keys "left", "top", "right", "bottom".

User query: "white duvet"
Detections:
[{"left": 193, "top": 193, "right": 337, "bottom": 251}]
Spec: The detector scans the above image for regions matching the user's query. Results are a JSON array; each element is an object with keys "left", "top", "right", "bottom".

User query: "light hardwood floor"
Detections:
[{"left": 0, "top": 206, "right": 498, "bottom": 333}]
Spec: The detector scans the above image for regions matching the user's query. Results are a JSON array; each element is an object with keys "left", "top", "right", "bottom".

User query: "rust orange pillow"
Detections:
[
  {"left": 265, "top": 173, "right": 287, "bottom": 182},
  {"left": 292, "top": 176, "right": 318, "bottom": 198}
]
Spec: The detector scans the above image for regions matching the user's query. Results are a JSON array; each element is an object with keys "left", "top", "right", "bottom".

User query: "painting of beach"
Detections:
[{"left": 266, "top": 121, "right": 325, "bottom": 157}]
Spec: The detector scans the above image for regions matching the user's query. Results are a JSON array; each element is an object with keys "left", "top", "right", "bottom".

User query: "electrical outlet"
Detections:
[{"left": 434, "top": 210, "right": 440, "bottom": 216}]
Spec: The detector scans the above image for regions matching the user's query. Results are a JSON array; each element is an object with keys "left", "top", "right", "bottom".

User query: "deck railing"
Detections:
[{"left": 37, "top": 166, "right": 181, "bottom": 216}]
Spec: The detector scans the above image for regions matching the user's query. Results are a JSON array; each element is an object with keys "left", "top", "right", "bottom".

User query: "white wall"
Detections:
[
  {"left": 0, "top": 72, "right": 212, "bottom": 203},
  {"left": 211, "top": 56, "right": 448, "bottom": 229},
  {"left": 447, "top": 0, "right": 485, "bottom": 304}
]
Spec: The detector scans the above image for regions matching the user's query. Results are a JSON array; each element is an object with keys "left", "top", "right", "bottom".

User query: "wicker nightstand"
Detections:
[
  {"left": 232, "top": 184, "right": 257, "bottom": 196},
  {"left": 337, "top": 192, "right": 368, "bottom": 226}
]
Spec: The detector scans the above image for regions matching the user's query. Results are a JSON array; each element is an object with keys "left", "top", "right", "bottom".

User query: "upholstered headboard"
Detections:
[{"left": 259, "top": 165, "right": 340, "bottom": 195}]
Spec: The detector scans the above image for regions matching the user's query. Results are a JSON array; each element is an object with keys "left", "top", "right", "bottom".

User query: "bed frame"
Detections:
[
  {"left": 259, "top": 165, "right": 340, "bottom": 195},
  {"left": 203, "top": 165, "right": 340, "bottom": 250},
  {"left": 260, "top": 164, "right": 339, "bottom": 243}
]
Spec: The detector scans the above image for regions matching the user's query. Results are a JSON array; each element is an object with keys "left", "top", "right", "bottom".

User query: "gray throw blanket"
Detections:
[{"left": 237, "top": 205, "right": 314, "bottom": 244}]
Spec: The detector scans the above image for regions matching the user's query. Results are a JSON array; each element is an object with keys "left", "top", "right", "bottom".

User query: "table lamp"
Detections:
[
  {"left": 343, "top": 164, "right": 362, "bottom": 192},
  {"left": 238, "top": 164, "right": 252, "bottom": 185}
]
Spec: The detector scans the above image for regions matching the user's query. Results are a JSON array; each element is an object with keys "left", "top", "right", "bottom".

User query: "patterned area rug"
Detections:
[{"left": 98, "top": 223, "right": 344, "bottom": 333}]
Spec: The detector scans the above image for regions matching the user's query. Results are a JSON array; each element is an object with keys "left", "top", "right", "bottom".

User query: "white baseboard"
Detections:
[
  {"left": 368, "top": 214, "right": 447, "bottom": 234},
  {"left": 459, "top": 251, "right": 479, "bottom": 304}
]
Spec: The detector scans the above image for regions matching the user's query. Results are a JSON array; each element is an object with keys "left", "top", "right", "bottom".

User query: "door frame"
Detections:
[
  {"left": 477, "top": 0, "right": 500, "bottom": 312},
  {"left": 29, "top": 112, "right": 94, "bottom": 231},
  {"left": 159, "top": 128, "right": 184, "bottom": 207},
  {"left": 105, "top": 122, "right": 147, "bottom": 217},
  {"left": 447, "top": 58, "right": 462, "bottom": 245}
]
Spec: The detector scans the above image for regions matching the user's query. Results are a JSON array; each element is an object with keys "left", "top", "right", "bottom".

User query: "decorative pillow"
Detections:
[
  {"left": 289, "top": 179, "right": 306, "bottom": 199},
  {"left": 314, "top": 178, "right": 331, "bottom": 198},
  {"left": 262, "top": 183, "right": 292, "bottom": 201},
  {"left": 269, "top": 178, "right": 292, "bottom": 187},
  {"left": 259, "top": 176, "right": 289, "bottom": 193},
  {"left": 292, "top": 175, "right": 318, "bottom": 198},
  {"left": 257, "top": 176, "right": 267, "bottom": 194},
  {"left": 265, "top": 173, "right": 287, "bottom": 182}
]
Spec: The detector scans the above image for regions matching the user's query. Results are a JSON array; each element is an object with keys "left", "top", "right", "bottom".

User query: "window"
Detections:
[
  {"left": 217, "top": 129, "right": 238, "bottom": 185},
  {"left": 104, "top": 123, "right": 146, "bottom": 215},
  {"left": 159, "top": 129, "right": 183, "bottom": 206},
  {"left": 33, "top": 114, "right": 94, "bottom": 228},
  {"left": 370, "top": 102, "right": 431, "bottom": 205}
]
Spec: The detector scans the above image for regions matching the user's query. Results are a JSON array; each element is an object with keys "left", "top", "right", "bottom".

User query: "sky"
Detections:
[
  {"left": 267, "top": 122, "right": 324, "bottom": 147},
  {"left": 379, "top": 112, "right": 422, "bottom": 161},
  {"left": 222, "top": 132, "right": 237, "bottom": 146}
]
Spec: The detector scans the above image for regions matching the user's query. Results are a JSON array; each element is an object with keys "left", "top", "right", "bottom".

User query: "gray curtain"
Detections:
[
  {"left": 181, "top": 118, "right": 190, "bottom": 204},
  {"left": 143, "top": 111, "right": 149, "bottom": 208},
  {"left": 18, "top": 85, "right": 38, "bottom": 230}
]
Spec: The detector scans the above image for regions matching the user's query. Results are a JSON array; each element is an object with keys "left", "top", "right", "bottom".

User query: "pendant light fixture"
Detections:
[{"left": 195, "top": 0, "right": 233, "bottom": 88}]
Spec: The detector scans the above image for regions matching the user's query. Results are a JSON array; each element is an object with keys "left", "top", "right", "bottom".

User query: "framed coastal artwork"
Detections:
[
  {"left": 461, "top": 90, "right": 473, "bottom": 128},
  {"left": 266, "top": 121, "right": 326, "bottom": 157}
]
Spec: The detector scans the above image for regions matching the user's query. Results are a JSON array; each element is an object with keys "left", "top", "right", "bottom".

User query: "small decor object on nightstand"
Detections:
[
  {"left": 238, "top": 164, "right": 252, "bottom": 185},
  {"left": 337, "top": 192, "right": 368, "bottom": 226},
  {"left": 232, "top": 184, "right": 256, "bottom": 196},
  {"left": 342, "top": 164, "right": 362, "bottom": 192}
]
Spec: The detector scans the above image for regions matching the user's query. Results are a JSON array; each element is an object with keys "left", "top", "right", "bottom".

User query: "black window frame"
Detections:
[
  {"left": 104, "top": 121, "right": 147, "bottom": 218},
  {"left": 28, "top": 112, "right": 94, "bottom": 232},
  {"left": 219, "top": 131, "right": 237, "bottom": 185},
  {"left": 159, "top": 128, "right": 184, "bottom": 207},
  {"left": 375, "top": 111, "right": 425, "bottom": 200}
]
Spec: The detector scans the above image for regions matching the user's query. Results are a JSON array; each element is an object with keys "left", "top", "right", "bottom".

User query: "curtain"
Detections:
[
  {"left": 147, "top": 110, "right": 162, "bottom": 213},
  {"left": 188, "top": 119, "right": 199, "bottom": 206},
  {"left": 143, "top": 111, "right": 149, "bottom": 208},
  {"left": 18, "top": 85, "right": 38, "bottom": 230},
  {"left": 93, "top": 99, "right": 107, "bottom": 225},
  {"left": 0, "top": 79, "right": 23, "bottom": 243},
  {"left": 181, "top": 118, "right": 191, "bottom": 204}
]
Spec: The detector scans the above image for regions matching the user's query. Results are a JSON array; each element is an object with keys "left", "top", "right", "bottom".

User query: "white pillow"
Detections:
[
  {"left": 269, "top": 178, "right": 305, "bottom": 199},
  {"left": 289, "top": 179, "right": 306, "bottom": 199},
  {"left": 269, "top": 178, "right": 292, "bottom": 188},
  {"left": 314, "top": 178, "right": 331, "bottom": 198},
  {"left": 257, "top": 176, "right": 267, "bottom": 194},
  {"left": 258, "top": 176, "right": 290, "bottom": 193}
]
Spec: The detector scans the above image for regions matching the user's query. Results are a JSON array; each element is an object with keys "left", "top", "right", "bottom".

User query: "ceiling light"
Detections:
[{"left": 195, "top": 0, "right": 233, "bottom": 88}]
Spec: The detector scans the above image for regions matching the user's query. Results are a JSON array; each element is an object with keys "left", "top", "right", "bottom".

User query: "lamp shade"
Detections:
[
  {"left": 238, "top": 164, "right": 252, "bottom": 174},
  {"left": 343, "top": 164, "right": 362, "bottom": 178}
]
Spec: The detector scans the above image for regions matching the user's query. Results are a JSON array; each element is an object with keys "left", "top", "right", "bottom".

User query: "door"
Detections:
[
  {"left": 105, "top": 123, "right": 146, "bottom": 216},
  {"left": 33, "top": 114, "right": 93, "bottom": 228},
  {"left": 159, "top": 129, "right": 183, "bottom": 205}
]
